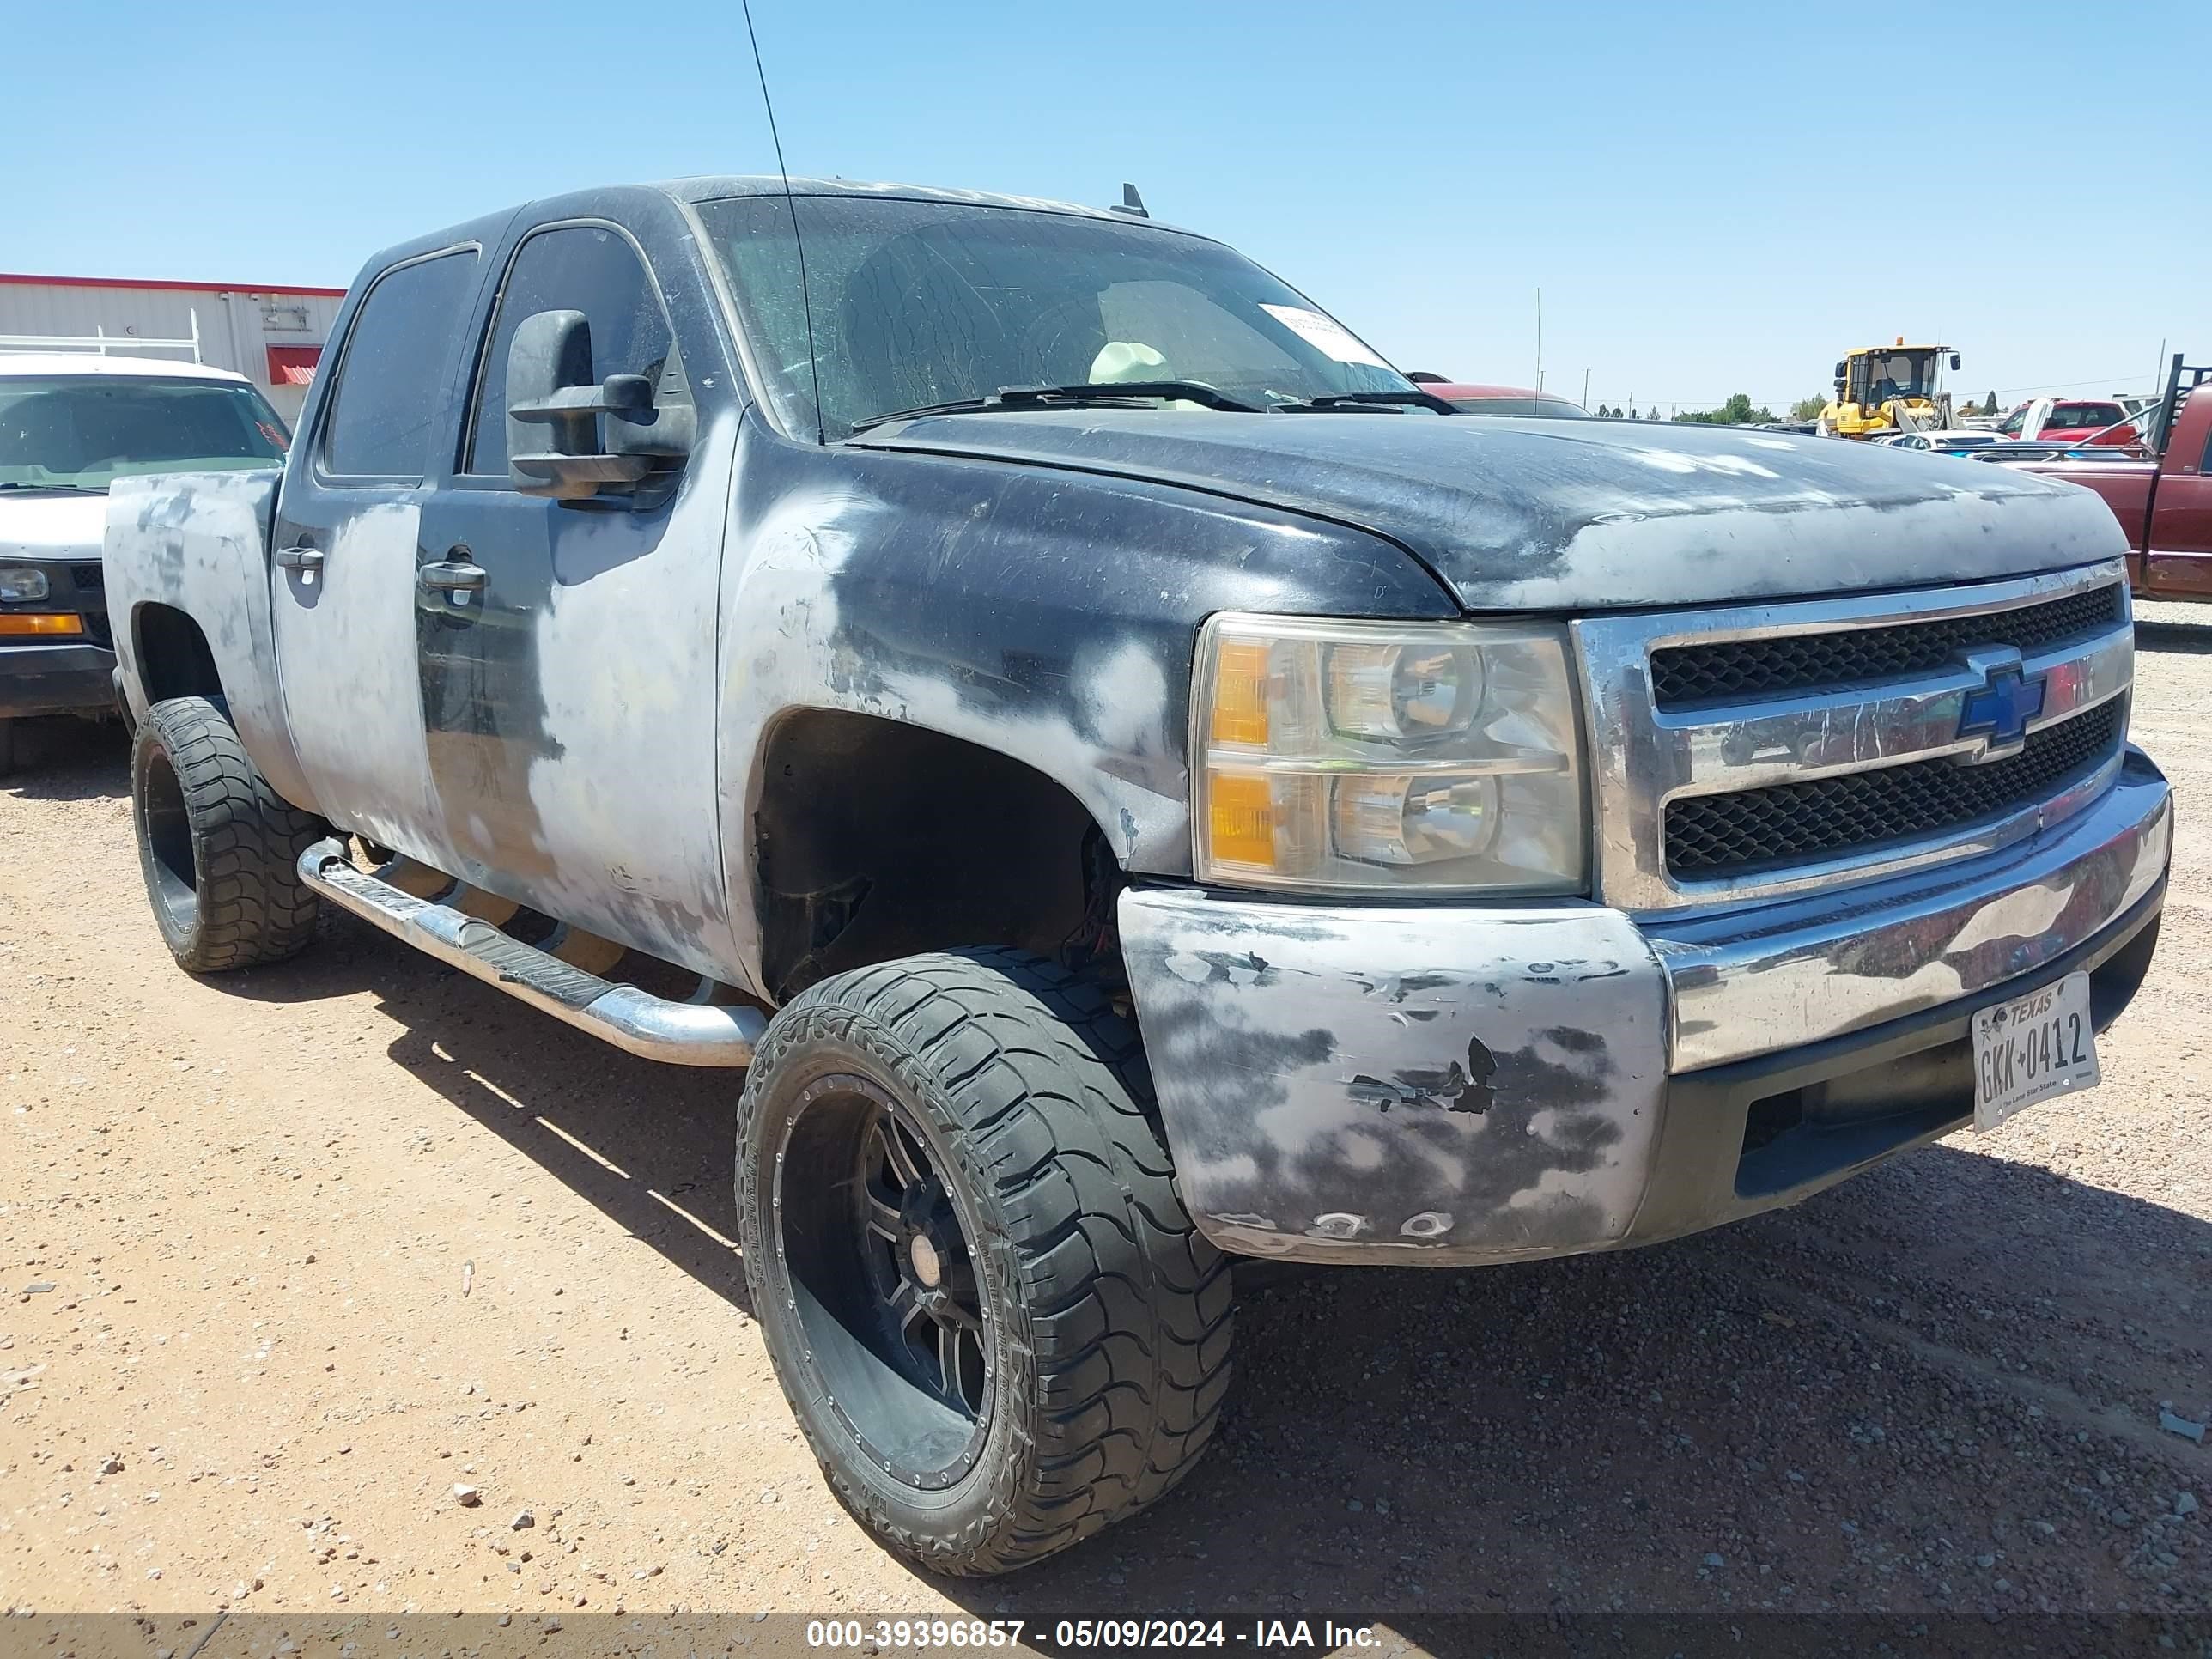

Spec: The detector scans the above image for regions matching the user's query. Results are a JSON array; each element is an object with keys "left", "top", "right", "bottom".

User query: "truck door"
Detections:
[
  {"left": 412, "top": 219, "right": 737, "bottom": 976},
  {"left": 271, "top": 246, "right": 483, "bottom": 864},
  {"left": 2144, "top": 398, "right": 2212, "bottom": 598}
]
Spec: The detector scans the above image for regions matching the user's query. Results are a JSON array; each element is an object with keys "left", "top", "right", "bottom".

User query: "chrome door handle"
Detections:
[
  {"left": 416, "top": 562, "right": 489, "bottom": 596},
  {"left": 276, "top": 544, "right": 324, "bottom": 573}
]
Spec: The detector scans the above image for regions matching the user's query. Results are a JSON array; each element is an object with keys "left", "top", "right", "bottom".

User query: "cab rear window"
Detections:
[{"left": 2052, "top": 403, "right": 2124, "bottom": 428}]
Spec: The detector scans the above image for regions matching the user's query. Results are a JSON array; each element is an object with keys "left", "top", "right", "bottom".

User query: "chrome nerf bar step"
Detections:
[{"left": 296, "top": 837, "right": 764, "bottom": 1066}]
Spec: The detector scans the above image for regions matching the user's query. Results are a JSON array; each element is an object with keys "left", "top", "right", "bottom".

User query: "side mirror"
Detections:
[
  {"left": 1832, "top": 361, "right": 1847, "bottom": 380},
  {"left": 505, "top": 309, "right": 694, "bottom": 501},
  {"left": 1949, "top": 353, "right": 1962, "bottom": 372}
]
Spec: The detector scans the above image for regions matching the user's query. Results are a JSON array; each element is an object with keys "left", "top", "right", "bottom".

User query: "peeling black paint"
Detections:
[
  {"left": 1350, "top": 1036, "right": 1498, "bottom": 1115},
  {"left": 1179, "top": 950, "right": 1279, "bottom": 988},
  {"left": 728, "top": 422, "right": 1455, "bottom": 886}
]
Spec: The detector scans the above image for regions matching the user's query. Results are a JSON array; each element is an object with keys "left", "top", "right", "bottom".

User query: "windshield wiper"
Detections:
[
  {"left": 1277, "top": 390, "right": 1459, "bottom": 416},
  {"left": 849, "top": 380, "right": 1266, "bottom": 432},
  {"left": 0, "top": 481, "right": 106, "bottom": 493}
]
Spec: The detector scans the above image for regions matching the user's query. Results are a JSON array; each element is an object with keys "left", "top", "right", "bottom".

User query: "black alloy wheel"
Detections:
[
  {"left": 775, "top": 1071, "right": 994, "bottom": 1491},
  {"left": 738, "top": 949, "right": 1234, "bottom": 1575}
]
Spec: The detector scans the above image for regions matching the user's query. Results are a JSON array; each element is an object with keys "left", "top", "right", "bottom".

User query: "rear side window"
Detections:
[
  {"left": 320, "top": 250, "right": 480, "bottom": 477},
  {"left": 465, "top": 225, "right": 673, "bottom": 476}
]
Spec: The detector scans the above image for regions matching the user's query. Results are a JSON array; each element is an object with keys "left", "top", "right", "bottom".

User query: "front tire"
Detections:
[
  {"left": 131, "top": 696, "right": 324, "bottom": 971},
  {"left": 0, "top": 717, "right": 15, "bottom": 778},
  {"left": 738, "top": 949, "right": 1232, "bottom": 1576}
]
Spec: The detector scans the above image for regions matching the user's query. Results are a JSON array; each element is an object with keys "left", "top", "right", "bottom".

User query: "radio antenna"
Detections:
[{"left": 740, "top": 0, "right": 826, "bottom": 444}]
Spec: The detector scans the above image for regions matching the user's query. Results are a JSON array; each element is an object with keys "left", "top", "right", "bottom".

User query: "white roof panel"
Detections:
[{"left": 0, "top": 353, "right": 252, "bottom": 382}]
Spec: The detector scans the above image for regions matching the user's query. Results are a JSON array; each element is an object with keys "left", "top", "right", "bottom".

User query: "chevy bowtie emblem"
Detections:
[{"left": 1958, "top": 662, "right": 2045, "bottom": 751}]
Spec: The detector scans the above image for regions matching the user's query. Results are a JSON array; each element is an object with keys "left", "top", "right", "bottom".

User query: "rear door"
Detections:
[
  {"left": 411, "top": 214, "right": 738, "bottom": 974},
  {"left": 270, "top": 246, "right": 483, "bottom": 861}
]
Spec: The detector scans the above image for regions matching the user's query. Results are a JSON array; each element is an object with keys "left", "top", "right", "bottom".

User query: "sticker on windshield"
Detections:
[{"left": 1260, "top": 304, "right": 1391, "bottom": 368}]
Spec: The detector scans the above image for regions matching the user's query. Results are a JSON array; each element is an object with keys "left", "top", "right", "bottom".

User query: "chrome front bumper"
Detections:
[
  {"left": 1652, "top": 747, "right": 2170, "bottom": 1071},
  {"left": 1118, "top": 748, "right": 2170, "bottom": 1266}
]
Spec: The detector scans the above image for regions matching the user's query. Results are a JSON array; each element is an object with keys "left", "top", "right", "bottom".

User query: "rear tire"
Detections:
[
  {"left": 131, "top": 696, "right": 324, "bottom": 971},
  {"left": 738, "top": 948, "right": 1232, "bottom": 1576},
  {"left": 0, "top": 718, "right": 15, "bottom": 778}
]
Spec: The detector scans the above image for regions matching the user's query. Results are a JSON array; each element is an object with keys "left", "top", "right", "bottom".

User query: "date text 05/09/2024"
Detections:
[{"left": 804, "top": 1620, "right": 1382, "bottom": 1650}]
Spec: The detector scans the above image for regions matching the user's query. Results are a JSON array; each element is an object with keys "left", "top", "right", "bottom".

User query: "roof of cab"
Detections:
[
  {"left": 353, "top": 176, "right": 1214, "bottom": 301},
  {"left": 0, "top": 353, "right": 252, "bottom": 382},
  {"left": 653, "top": 174, "right": 1185, "bottom": 230}
]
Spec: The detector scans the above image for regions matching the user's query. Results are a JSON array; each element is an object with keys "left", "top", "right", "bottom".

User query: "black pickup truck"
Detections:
[{"left": 101, "top": 177, "right": 2167, "bottom": 1573}]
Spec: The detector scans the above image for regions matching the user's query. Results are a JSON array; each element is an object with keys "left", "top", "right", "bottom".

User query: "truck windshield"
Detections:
[
  {"left": 698, "top": 194, "right": 1418, "bottom": 440},
  {"left": 0, "top": 375, "right": 289, "bottom": 491},
  {"left": 1853, "top": 351, "right": 1938, "bottom": 404}
]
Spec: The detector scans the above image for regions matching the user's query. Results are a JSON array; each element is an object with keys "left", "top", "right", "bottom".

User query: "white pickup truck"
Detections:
[
  {"left": 0, "top": 353, "right": 289, "bottom": 772},
  {"left": 100, "top": 175, "right": 2169, "bottom": 1574}
]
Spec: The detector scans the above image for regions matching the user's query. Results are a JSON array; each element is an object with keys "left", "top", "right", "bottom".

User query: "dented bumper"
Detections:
[{"left": 1117, "top": 749, "right": 2171, "bottom": 1266}]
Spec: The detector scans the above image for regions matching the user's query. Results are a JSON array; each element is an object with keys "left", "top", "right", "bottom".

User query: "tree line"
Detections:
[{"left": 1589, "top": 390, "right": 2006, "bottom": 423}]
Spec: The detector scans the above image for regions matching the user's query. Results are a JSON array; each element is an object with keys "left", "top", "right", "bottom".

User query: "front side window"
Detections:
[
  {"left": 0, "top": 376, "right": 288, "bottom": 490},
  {"left": 698, "top": 194, "right": 1413, "bottom": 440},
  {"left": 465, "top": 225, "right": 674, "bottom": 475},
  {"left": 320, "top": 249, "right": 480, "bottom": 477}
]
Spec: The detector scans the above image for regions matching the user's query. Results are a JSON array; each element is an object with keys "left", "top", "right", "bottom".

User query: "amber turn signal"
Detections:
[
  {"left": 0, "top": 613, "right": 85, "bottom": 637},
  {"left": 1206, "top": 772, "right": 1278, "bottom": 868}
]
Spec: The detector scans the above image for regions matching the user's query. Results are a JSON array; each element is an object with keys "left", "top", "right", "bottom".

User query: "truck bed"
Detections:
[{"left": 102, "top": 467, "right": 320, "bottom": 812}]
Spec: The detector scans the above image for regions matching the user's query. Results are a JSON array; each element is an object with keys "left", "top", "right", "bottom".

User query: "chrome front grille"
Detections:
[
  {"left": 1650, "top": 584, "right": 2124, "bottom": 708},
  {"left": 1665, "top": 699, "right": 2122, "bottom": 877},
  {"left": 1574, "top": 560, "right": 2135, "bottom": 912}
]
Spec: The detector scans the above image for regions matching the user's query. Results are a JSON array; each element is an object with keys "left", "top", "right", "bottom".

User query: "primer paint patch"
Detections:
[{"left": 1625, "top": 448, "right": 1782, "bottom": 479}]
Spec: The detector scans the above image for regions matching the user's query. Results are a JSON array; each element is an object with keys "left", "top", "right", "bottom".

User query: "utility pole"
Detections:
[
  {"left": 1534, "top": 289, "right": 1542, "bottom": 393},
  {"left": 1582, "top": 368, "right": 1591, "bottom": 410}
]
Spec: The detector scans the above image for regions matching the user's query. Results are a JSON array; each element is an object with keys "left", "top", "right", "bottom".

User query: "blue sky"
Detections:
[{"left": 8, "top": 1, "right": 2206, "bottom": 415}]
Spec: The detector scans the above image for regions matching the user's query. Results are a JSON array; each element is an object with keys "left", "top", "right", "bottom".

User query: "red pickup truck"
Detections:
[
  {"left": 2002, "top": 360, "right": 2211, "bottom": 599},
  {"left": 1996, "top": 398, "right": 2142, "bottom": 447}
]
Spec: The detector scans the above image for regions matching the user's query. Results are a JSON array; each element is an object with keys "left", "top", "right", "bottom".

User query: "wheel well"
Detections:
[
  {"left": 754, "top": 710, "right": 1110, "bottom": 1002},
  {"left": 134, "top": 604, "right": 224, "bottom": 706}
]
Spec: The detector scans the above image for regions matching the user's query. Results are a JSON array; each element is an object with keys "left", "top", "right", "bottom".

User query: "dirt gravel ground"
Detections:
[{"left": 2, "top": 615, "right": 2209, "bottom": 1639}]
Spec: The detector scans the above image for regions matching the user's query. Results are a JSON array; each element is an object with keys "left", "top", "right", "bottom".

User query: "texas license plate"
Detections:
[{"left": 1971, "top": 970, "right": 2100, "bottom": 1132}]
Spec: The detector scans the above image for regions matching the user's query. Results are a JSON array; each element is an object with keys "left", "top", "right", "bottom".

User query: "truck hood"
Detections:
[
  {"left": 852, "top": 412, "right": 2127, "bottom": 610},
  {"left": 0, "top": 490, "right": 108, "bottom": 562}
]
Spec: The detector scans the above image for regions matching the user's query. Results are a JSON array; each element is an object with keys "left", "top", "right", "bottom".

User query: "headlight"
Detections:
[
  {"left": 0, "top": 568, "right": 51, "bottom": 603},
  {"left": 1193, "top": 614, "right": 1587, "bottom": 893}
]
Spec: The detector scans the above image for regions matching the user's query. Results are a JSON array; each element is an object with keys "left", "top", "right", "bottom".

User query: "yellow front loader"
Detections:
[{"left": 1818, "top": 340, "right": 1961, "bottom": 439}]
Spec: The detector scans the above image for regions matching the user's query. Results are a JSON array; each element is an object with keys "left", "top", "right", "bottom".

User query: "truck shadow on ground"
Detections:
[
  {"left": 226, "top": 907, "right": 2212, "bottom": 1619},
  {"left": 227, "top": 905, "right": 758, "bottom": 1315},
  {"left": 2136, "top": 620, "right": 2212, "bottom": 658},
  {"left": 0, "top": 716, "right": 129, "bottom": 799}
]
